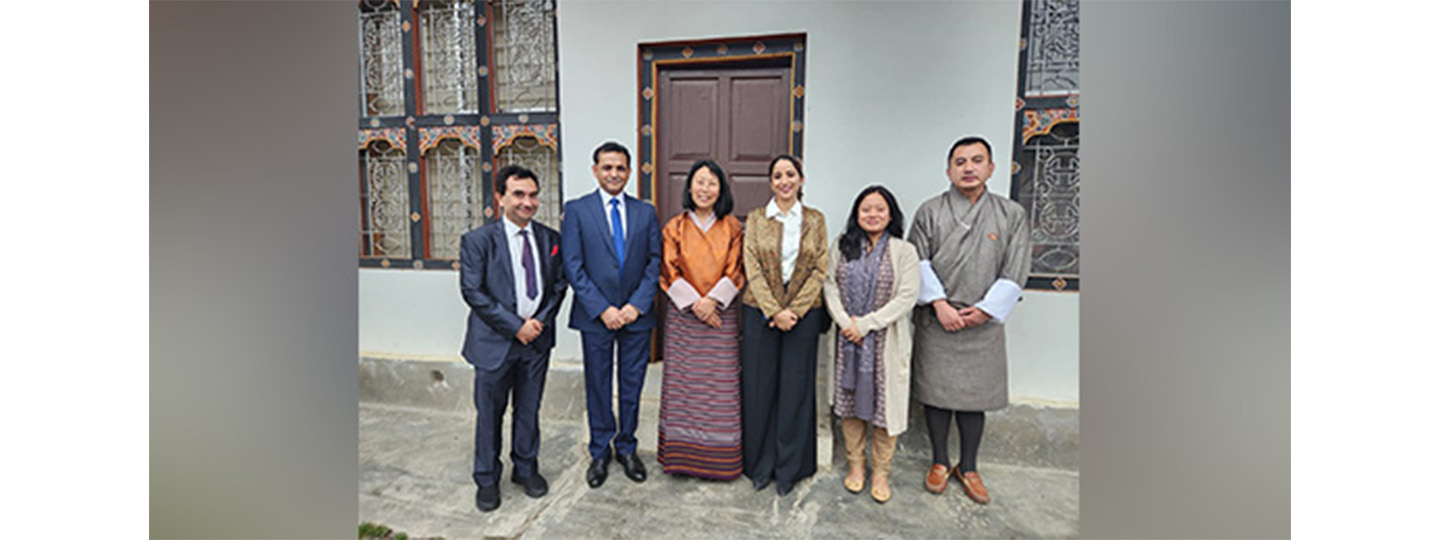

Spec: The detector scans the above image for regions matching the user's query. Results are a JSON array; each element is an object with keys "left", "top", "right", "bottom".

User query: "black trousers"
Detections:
[
  {"left": 472, "top": 345, "right": 549, "bottom": 486},
  {"left": 741, "top": 305, "right": 826, "bottom": 486}
]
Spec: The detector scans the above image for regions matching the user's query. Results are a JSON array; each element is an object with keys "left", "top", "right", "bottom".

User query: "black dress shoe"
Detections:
[
  {"left": 586, "top": 453, "right": 611, "bottom": 488},
  {"left": 752, "top": 476, "right": 772, "bottom": 491},
  {"left": 475, "top": 484, "right": 500, "bottom": 512},
  {"left": 616, "top": 453, "right": 647, "bottom": 483},
  {"left": 511, "top": 472, "right": 549, "bottom": 498},
  {"left": 775, "top": 481, "right": 794, "bottom": 496}
]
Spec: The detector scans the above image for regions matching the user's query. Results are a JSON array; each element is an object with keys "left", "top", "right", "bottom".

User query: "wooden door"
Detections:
[{"left": 656, "top": 64, "right": 791, "bottom": 224}]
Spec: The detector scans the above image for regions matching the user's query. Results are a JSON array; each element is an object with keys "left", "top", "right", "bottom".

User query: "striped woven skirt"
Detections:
[{"left": 657, "top": 300, "right": 743, "bottom": 480}]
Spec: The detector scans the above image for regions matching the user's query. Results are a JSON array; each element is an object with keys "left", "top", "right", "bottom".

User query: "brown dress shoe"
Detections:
[
  {"left": 924, "top": 464, "right": 949, "bottom": 494},
  {"left": 957, "top": 471, "right": 991, "bottom": 504}
]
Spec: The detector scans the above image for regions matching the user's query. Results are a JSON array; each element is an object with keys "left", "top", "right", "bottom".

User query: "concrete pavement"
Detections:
[{"left": 359, "top": 358, "right": 1079, "bottom": 539}]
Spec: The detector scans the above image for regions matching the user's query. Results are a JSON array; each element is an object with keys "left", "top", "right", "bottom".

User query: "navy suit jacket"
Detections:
[
  {"left": 459, "top": 220, "right": 568, "bottom": 369},
  {"left": 561, "top": 190, "right": 662, "bottom": 333}
]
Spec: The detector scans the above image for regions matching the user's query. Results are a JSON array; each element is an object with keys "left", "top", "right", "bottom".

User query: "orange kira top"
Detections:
[{"left": 660, "top": 211, "right": 745, "bottom": 307}]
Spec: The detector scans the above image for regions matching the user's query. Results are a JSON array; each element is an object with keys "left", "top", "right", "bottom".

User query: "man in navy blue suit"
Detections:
[
  {"left": 460, "top": 165, "right": 568, "bottom": 513},
  {"left": 561, "top": 141, "right": 662, "bottom": 488}
]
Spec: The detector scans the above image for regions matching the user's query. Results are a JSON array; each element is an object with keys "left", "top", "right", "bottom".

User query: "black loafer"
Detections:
[
  {"left": 475, "top": 484, "right": 500, "bottom": 512},
  {"left": 775, "top": 481, "right": 794, "bottom": 496},
  {"left": 586, "top": 452, "right": 611, "bottom": 488},
  {"left": 511, "top": 472, "right": 549, "bottom": 498},
  {"left": 616, "top": 453, "right": 647, "bottom": 483},
  {"left": 752, "top": 476, "right": 772, "bottom": 491}
]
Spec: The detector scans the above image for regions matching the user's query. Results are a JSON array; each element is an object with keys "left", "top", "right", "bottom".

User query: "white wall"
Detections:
[
  {"left": 359, "top": 0, "right": 1078, "bottom": 405},
  {"left": 359, "top": 267, "right": 585, "bottom": 364}
]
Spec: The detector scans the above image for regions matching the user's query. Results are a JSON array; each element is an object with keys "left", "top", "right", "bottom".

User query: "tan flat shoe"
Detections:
[
  {"left": 870, "top": 474, "right": 891, "bottom": 504},
  {"left": 843, "top": 466, "right": 865, "bottom": 494}
]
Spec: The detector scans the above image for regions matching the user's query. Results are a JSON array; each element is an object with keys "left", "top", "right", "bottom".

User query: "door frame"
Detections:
[{"left": 636, "top": 33, "right": 808, "bottom": 202}]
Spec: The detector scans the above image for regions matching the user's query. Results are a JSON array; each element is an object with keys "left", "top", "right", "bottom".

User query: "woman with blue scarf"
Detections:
[{"left": 822, "top": 185, "right": 920, "bottom": 504}]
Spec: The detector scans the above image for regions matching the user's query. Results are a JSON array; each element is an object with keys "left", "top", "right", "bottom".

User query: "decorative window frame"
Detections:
[
  {"left": 357, "top": 0, "right": 563, "bottom": 269},
  {"left": 1009, "top": 0, "right": 1080, "bottom": 291},
  {"left": 635, "top": 33, "right": 808, "bottom": 201}
]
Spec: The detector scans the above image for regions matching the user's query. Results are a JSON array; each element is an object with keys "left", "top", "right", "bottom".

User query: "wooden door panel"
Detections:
[
  {"left": 660, "top": 172, "right": 688, "bottom": 224},
  {"left": 728, "top": 72, "right": 787, "bottom": 162},
  {"left": 726, "top": 69, "right": 788, "bottom": 218},
  {"left": 663, "top": 76, "right": 720, "bottom": 162},
  {"left": 729, "top": 172, "right": 773, "bottom": 218},
  {"left": 657, "top": 71, "right": 721, "bottom": 224}
]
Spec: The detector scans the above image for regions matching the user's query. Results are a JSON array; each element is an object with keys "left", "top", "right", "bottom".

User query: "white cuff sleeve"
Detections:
[
  {"left": 917, "top": 261, "right": 948, "bottom": 305},
  {"left": 706, "top": 276, "right": 740, "bottom": 309},
  {"left": 972, "top": 278, "right": 1022, "bottom": 323},
  {"left": 666, "top": 278, "right": 702, "bottom": 310}
]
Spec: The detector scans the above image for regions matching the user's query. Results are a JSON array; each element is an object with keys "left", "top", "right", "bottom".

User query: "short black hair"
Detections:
[
  {"left": 494, "top": 164, "right": 539, "bottom": 195},
  {"left": 592, "top": 141, "right": 631, "bottom": 166},
  {"left": 681, "top": 159, "right": 734, "bottom": 218},
  {"left": 838, "top": 185, "right": 906, "bottom": 262},
  {"left": 947, "top": 136, "right": 993, "bottom": 164}
]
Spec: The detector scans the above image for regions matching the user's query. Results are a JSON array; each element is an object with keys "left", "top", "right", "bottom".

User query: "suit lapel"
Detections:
[
  {"left": 534, "top": 225, "right": 554, "bottom": 288},
  {"left": 623, "top": 194, "right": 644, "bottom": 259}
]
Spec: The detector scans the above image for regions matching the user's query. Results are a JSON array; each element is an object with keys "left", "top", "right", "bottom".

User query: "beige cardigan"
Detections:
[{"left": 822, "top": 236, "right": 920, "bottom": 435}]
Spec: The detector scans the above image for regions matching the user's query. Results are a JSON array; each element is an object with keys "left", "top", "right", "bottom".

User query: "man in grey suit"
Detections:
[{"left": 459, "top": 165, "right": 568, "bottom": 513}]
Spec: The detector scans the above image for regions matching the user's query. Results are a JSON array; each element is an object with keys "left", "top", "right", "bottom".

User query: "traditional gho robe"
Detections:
[{"left": 907, "top": 186, "right": 1032, "bottom": 411}]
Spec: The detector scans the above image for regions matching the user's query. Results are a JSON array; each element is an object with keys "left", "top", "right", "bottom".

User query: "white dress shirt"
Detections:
[
  {"left": 765, "top": 198, "right": 805, "bottom": 283},
  {"left": 503, "top": 216, "right": 541, "bottom": 320},
  {"left": 599, "top": 189, "right": 627, "bottom": 240}
]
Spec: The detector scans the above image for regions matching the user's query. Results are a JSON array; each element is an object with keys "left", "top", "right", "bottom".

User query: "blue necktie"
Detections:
[
  {"left": 519, "top": 229, "right": 537, "bottom": 300},
  {"left": 610, "top": 198, "right": 625, "bottom": 268}
]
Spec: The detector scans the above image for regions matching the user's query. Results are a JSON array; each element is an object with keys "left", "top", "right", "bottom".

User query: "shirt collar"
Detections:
[
  {"left": 765, "top": 198, "right": 803, "bottom": 219},
  {"left": 598, "top": 189, "right": 625, "bottom": 208},
  {"left": 502, "top": 215, "right": 530, "bottom": 237},
  {"left": 687, "top": 210, "right": 716, "bottom": 231}
]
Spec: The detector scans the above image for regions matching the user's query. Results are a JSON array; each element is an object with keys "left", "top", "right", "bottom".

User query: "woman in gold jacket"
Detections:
[{"left": 740, "top": 154, "right": 829, "bottom": 496}]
